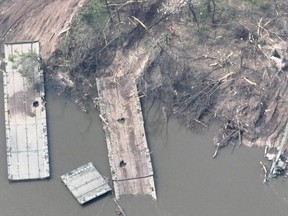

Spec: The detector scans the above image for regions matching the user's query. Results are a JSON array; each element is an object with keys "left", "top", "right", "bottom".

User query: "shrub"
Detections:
[{"left": 81, "top": 0, "right": 107, "bottom": 29}]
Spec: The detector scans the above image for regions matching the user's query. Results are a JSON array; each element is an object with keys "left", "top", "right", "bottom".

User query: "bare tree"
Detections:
[
  {"left": 188, "top": 0, "right": 199, "bottom": 28},
  {"left": 207, "top": 0, "right": 216, "bottom": 24}
]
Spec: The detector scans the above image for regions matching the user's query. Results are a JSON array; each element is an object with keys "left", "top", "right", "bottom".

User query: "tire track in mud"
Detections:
[{"left": 0, "top": 0, "right": 85, "bottom": 58}]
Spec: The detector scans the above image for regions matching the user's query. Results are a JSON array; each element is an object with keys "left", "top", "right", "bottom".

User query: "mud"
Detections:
[
  {"left": 43, "top": 0, "right": 288, "bottom": 152},
  {"left": 2, "top": 0, "right": 288, "bottom": 151},
  {"left": 0, "top": 0, "right": 85, "bottom": 58}
]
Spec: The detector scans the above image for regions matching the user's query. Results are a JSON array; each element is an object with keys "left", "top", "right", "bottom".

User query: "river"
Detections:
[{"left": 0, "top": 79, "right": 288, "bottom": 216}]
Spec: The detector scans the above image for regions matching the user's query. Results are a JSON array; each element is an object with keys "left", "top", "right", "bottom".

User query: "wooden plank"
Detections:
[{"left": 96, "top": 75, "right": 156, "bottom": 199}]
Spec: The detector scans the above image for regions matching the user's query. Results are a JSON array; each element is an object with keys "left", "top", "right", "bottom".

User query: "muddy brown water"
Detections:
[{"left": 0, "top": 79, "right": 288, "bottom": 216}]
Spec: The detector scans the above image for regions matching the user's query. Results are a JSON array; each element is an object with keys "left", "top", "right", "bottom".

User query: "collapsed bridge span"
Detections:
[{"left": 96, "top": 75, "right": 156, "bottom": 199}]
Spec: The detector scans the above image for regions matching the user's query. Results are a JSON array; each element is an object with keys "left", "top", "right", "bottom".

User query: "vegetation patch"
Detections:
[
  {"left": 80, "top": 0, "right": 107, "bottom": 29},
  {"left": 12, "top": 50, "right": 39, "bottom": 82}
]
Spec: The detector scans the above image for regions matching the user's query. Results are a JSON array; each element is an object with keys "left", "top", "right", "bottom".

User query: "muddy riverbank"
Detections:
[
  {"left": 42, "top": 0, "right": 288, "bottom": 152},
  {"left": 1, "top": 0, "right": 288, "bottom": 214}
]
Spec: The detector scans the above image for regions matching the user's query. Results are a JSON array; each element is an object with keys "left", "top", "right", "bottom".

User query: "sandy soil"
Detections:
[{"left": 0, "top": 0, "right": 85, "bottom": 58}]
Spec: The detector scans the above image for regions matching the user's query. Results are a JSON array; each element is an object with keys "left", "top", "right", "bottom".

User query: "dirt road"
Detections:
[{"left": 0, "top": 0, "right": 85, "bottom": 58}]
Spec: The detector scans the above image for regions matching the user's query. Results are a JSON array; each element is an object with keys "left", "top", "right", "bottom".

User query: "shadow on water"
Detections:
[
  {"left": 80, "top": 192, "right": 111, "bottom": 207},
  {"left": 0, "top": 74, "right": 288, "bottom": 215}
]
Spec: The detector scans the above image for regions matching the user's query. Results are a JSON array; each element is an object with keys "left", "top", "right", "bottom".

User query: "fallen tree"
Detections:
[{"left": 45, "top": 0, "right": 288, "bottom": 153}]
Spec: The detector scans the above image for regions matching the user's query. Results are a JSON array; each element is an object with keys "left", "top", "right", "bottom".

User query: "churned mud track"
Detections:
[{"left": 0, "top": 0, "right": 85, "bottom": 58}]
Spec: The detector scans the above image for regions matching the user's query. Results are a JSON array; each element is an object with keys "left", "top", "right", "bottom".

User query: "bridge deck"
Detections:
[
  {"left": 96, "top": 76, "right": 156, "bottom": 199},
  {"left": 3, "top": 41, "right": 49, "bottom": 180},
  {"left": 61, "top": 162, "right": 111, "bottom": 204}
]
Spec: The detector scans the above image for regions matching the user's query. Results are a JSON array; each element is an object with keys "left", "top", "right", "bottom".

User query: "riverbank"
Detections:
[
  {"left": 1, "top": 0, "right": 288, "bottom": 165},
  {"left": 43, "top": 0, "right": 288, "bottom": 152},
  {"left": 0, "top": 0, "right": 85, "bottom": 58}
]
